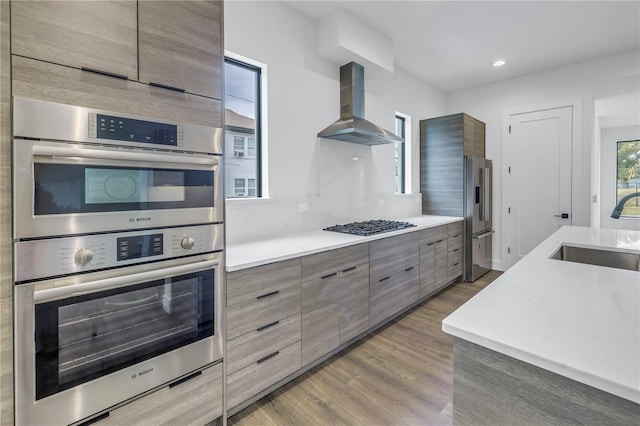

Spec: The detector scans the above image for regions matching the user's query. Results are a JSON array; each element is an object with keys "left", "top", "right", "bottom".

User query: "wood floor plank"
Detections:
[{"left": 228, "top": 272, "right": 500, "bottom": 425}]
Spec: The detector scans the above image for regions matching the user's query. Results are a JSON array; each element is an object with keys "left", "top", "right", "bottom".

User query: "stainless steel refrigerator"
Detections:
[{"left": 464, "top": 156, "right": 493, "bottom": 282}]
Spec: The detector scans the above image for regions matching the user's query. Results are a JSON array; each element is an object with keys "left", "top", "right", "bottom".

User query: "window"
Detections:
[
  {"left": 616, "top": 140, "right": 640, "bottom": 217},
  {"left": 225, "top": 57, "right": 261, "bottom": 198},
  {"left": 234, "top": 178, "right": 256, "bottom": 197},
  {"left": 233, "top": 136, "right": 245, "bottom": 157},
  {"left": 395, "top": 115, "right": 406, "bottom": 194}
]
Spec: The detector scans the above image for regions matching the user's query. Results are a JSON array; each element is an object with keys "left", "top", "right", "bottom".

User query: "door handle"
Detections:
[
  {"left": 473, "top": 230, "right": 494, "bottom": 240},
  {"left": 554, "top": 213, "right": 570, "bottom": 219}
]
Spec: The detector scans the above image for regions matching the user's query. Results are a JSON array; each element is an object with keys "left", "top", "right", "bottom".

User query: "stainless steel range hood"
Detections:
[{"left": 318, "top": 62, "right": 403, "bottom": 146}]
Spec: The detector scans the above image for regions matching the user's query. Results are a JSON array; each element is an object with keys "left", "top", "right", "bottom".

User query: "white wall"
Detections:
[
  {"left": 445, "top": 50, "right": 640, "bottom": 271},
  {"left": 600, "top": 126, "right": 640, "bottom": 230},
  {"left": 224, "top": 1, "right": 445, "bottom": 244}
]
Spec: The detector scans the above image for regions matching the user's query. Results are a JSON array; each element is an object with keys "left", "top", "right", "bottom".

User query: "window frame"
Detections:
[
  {"left": 224, "top": 56, "right": 264, "bottom": 198},
  {"left": 395, "top": 112, "right": 412, "bottom": 194}
]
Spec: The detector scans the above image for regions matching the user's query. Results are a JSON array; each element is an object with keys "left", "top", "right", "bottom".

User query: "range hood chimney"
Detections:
[{"left": 318, "top": 62, "right": 403, "bottom": 146}]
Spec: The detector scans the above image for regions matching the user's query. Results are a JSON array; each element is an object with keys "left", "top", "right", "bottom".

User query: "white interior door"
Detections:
[{"left": 507, "top": 106, "right": 573, "bottom": 267}]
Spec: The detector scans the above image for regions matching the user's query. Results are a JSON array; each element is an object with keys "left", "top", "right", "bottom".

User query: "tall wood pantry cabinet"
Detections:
[{"left": 420, "top": 113, "right": 486, "bottom": 217}]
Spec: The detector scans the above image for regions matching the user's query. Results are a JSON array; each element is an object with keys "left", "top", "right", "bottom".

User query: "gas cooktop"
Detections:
[{"left": 323, "top": 219, "right": 416, "bottom": 236}]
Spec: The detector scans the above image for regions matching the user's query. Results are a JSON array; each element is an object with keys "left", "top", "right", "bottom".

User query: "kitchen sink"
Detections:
[{"left": 550, "top": 245, "right": 640, "bottom": 271}]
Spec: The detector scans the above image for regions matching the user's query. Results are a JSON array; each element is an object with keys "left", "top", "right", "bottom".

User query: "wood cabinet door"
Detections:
[
  {"left": 138, "top": 0, "right": 223, "bottom": 98},
  {"left": 338, "top": 264, "right": 369, "bottom": 344},
  {"left": 370, "top": 266, "right": 419, "bottom": 326},
  {"left": 434, "top": 239, "right": 448, "bottom": 288},
  {"left": 369, "top": 232, "right": 419, "bottom": 282},
  {"left": 11, "top": 1, "right": 137, "bottom": 80},
  {"left": 419, "top": 243, "right": 436, "bottom": 297},
  {"left": 301, "top": 275, "right": 340, "bottom": 366}
]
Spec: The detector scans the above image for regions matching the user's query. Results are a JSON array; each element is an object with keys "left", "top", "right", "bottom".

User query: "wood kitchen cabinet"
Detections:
[
  {"left": 338, "top": 263, "right": 370, "bottom": 343},
  {"left": 419, "top": 224, "right": 448, "bottom": 296},
  {"left": 369, "top": 233, "right": 420, "bottom": 326},
  {"left": 447, "top": 221, "right": 464, "bottom": 282},
  {"left": 300, "top": 244, "right": 369, "bottom": 366},
  {"left": 138, "top": 1, "right": 222, "bottom": 98},
  {"left": 12, "top": 0, "right": 223, "bottom": 99},
  {"left": 301, "top": 274, "right": 340, "bottom": 366},
  {"left": 11, "top": 1, "right": 138, "bottom": 80},
  {"left": 420, "top": 113, "right": 486, "bottom": 216},
  {"left": 226, "top": 258, "right": 302, "bottom": 410}
]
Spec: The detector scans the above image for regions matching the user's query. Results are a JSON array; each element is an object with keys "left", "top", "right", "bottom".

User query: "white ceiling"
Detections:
[{"left": 285, "top": 0, "right": 640, "bottom": 93}]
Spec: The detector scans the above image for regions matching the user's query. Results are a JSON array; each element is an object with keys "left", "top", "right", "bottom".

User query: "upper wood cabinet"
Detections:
[
  {"left": 420, "top": 113, "right": 486, "bottom": 216},
  {"left": 11, "top": 1, "right": 222, "bottom": 99},
  {"left": 138, "top": 1, "right": 222, "bottom": 99},
  {"left": 11, "top": 1, "right": 138, "bottom": 80}
]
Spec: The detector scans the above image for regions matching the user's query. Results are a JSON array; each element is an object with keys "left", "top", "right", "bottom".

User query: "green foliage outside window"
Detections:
[{"left": 617, "top": 140, "right": 640, "bottom": 217}]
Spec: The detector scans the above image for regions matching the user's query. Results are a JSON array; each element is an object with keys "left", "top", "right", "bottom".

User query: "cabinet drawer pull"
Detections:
[
  {"left": 81, "top": 66, "right": 128, "bottom": 80},
  {"left": 256, "top": 321, "right": 280, "bottom": 332},
  {"left": 453, "top": 262, "right": 460, "bottom": 267},
  {"left": 150, "top": 81, "right": 186, "bottom": 93},
  {"left": 451, "top": 234, "right": 460, "bottom": 238},
  {"left": 76, "top": 412, "right": 109, "bottom": 426},
  {"left": 379, "top": 276, "right": 390, "bottom": 282},
  {"left": 426, "top": 242, "right": 435, "bottom": 246},
  {"left": 169, "top": 370, "right": 202, "bottom": 388},
  {"left": 341, "top": 266, "right": 357, "bottom": 273},
  {"left": 256, "top": 290, "right": 279, "bottom": 300},
  {"left": 321, "top": 272, "right": 338, "bottom": 279},
  {"left": 404, "top": 267, "right": 414, "bottom": 272},
  {"left": 453, "top": 248, "right": 460, "bottom": 252},
  {"left": 436, "top": 239, "right": 444, "bottom": 243},
  {"left": 256, "top": 351, "right": 280, "bottom": 364}
]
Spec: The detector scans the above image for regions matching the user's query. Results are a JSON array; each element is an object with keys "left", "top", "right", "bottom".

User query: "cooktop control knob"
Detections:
[
  {"left": 181, "top": 237, "right": 195, "bottom": 250},
  {"left": 74, "top": 248, "right": 94, "bottom": 266}
]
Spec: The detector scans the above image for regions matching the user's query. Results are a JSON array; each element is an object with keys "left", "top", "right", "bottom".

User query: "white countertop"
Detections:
[
  {"left": 442, "top": 226, "right": 640, "bottom": 403},
  {"left": 225, "top": 215, "right": 462, "bottom": 272}
]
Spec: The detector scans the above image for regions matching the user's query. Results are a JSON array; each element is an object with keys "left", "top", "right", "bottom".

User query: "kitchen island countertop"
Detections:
[
  {"left": 443, "top": 225, "right": 640, "bottom": 404},
  {"left": 225, "top": 215, "right": 462, "bottom": 272}
]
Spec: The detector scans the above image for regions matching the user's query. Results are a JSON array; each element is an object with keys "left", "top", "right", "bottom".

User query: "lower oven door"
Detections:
[{"left": 15, "top": 254, "right": 223, "bottom": 426}]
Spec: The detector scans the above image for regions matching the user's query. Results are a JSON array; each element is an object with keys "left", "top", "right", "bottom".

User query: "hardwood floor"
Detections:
[{"left": 228, "top": 270, "right": 501, "bottom": 426}]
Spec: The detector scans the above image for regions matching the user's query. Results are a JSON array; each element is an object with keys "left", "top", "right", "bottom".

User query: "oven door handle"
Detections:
[
  {"left": 33, "top": 259, "right": 219, "bottom": 303},
  {"left": 32, "top": 145, "right": 219, "bottom": 166}
]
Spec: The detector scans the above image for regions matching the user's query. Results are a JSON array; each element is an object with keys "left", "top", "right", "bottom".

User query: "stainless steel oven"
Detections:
[
  {"left": 13, "top": 98, "right": 223, "bottom": 239},
  {"left": 14, "top": 225, "right": 224, "bottom": 426}
]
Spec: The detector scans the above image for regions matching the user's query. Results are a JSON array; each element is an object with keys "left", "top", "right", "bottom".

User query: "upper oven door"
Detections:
[{"left": 14, "top": 139, "right": 223, "bottom": 239}]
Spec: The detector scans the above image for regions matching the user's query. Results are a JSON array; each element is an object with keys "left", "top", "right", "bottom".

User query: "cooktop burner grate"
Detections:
[{"left": 323, "top": 219, "right": 416, "bottom": 236}]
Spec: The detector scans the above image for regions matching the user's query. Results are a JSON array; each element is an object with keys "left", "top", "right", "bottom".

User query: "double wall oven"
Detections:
[{"left": 13, "top": 98, "right": 224, "bottom": 426}]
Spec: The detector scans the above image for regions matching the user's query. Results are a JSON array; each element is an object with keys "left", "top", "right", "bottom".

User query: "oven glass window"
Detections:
[
  {"left": 33, "top": 164, "right": 214, "bottom": 214},
  {"left": 34, "top": 269, "right": 214, "bottom": 400}
]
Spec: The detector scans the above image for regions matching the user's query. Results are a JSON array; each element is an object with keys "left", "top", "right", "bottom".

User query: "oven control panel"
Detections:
[
  {"left": 14, "top": 224, "right": 223, "bottom": 283},
  {"left": 88, "top": 113, "right": 183, "bottom": 147}
]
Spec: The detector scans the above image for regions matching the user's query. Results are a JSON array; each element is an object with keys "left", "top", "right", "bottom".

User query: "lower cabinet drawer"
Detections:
[
  {"left": 447, "top": 251, "right": 463, "bottom": 282},
  {"left": 96, "top": 363, "right": 222, "bottom": 425},
  {"left": 448, "top": 233, "right": 463, "bottom": 253},
  {"left": 227, "top": 341, "right": 302, "bottom": 410},
  {"left": 227, "top": 285, "right": 301, "bottom": 340},
  {"left": 447, "top": 220, "right": 464, "bottom": 237},
  {"left": 370, "top": 266, "right": 419, "bottom": 326},
  {"left": 227, "top": 314, "right": 301, "bottom": 375}
]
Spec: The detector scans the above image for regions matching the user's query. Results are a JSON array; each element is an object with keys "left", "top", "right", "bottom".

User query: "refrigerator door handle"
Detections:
[
  {"left": 473, "top": 230, "right": 494, "bottom": 240},
  {"left": 483, "top": 167, "right": 491, "bottom": 222},
  {"left": 478, "top": 168, "right": 484, "bottom": 221}
]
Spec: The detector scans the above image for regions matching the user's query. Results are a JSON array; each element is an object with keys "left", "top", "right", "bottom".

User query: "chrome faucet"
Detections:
[{"left": 611, "top": 192, "right": 640, "bottom": 219}]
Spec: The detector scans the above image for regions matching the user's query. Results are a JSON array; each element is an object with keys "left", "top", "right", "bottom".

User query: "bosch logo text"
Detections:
[{"left": 129, "top": 217, "right": 152, "bottom": 223}]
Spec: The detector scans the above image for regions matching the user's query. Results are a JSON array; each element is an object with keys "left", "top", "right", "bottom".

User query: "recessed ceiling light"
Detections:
[{"left": 493, "top": 60, "right": 506, "bottom": 67}]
